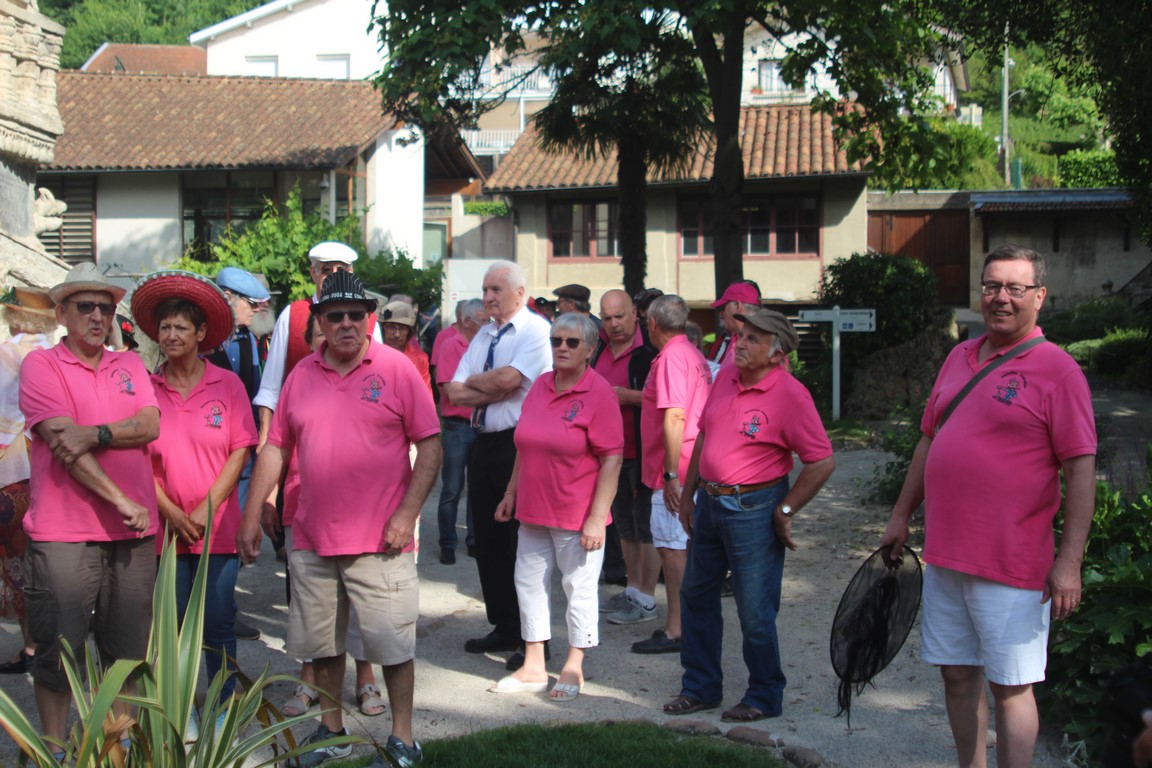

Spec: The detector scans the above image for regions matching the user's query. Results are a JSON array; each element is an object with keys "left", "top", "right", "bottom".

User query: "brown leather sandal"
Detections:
[{"left": 663, "top": 695, "right": 720, "bottom": 715}]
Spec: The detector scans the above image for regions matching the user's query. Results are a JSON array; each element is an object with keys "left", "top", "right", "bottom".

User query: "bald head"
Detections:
[{"left": 600, "top": 289, "right": 637, "bottom": 349}]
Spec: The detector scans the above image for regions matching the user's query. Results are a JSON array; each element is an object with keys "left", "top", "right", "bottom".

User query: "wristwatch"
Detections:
[
  {"left": 663, "top": 471, "right": 678, "bottom": 482},
  {"left": 96, "top": 424, "right": 113, "bottom": 448},
  {"left": 779, "top": 504, "right": 794, "bottom": 517}
]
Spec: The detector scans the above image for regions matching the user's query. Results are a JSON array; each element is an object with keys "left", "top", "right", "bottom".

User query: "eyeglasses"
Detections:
[
  {"left": 68, "top": 300, "right": 116, "bottom": 316},
  {"left": 241, "top": 297, "right": 264, "bottom": 309},
  {"left": 322, "top": 310, "right": 367, "bottom": 323},
  {"left": 980, "top": 282, "right": 1039, "bottom": 298},
  {"left": 550, "top": 336, "right": 581, "bottom": 349}
]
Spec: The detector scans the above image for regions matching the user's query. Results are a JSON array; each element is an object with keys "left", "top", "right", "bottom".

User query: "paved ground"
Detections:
[{"left": 1, "top": 383, "right": 1148, "bottom": 767}]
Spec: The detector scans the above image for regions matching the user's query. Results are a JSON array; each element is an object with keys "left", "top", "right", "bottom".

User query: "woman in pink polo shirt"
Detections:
[
  {"left": 491, "top": 313, "right": 623, "bottom": 702},
  {"left": 131, "top": 271, "right": 257, "bottom": 731}
]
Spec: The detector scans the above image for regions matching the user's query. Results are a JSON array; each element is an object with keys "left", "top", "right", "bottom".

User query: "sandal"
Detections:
[
  {"left": 721, "top": 702, "right": 767, "bottom": 722},
  {"left": 281, "top": 683, "right": 319, "bottom": 717},
  {"left": 663, "top": 695, "right": 720, "bottom": 715},
  {"left": 549, "top": 682, "right": 582, "bottom": 702},
  {"left": 357, "top": 683, "right": 387, "bottom": 716}
]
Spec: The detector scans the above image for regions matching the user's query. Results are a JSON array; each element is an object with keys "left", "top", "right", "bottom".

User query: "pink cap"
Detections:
[{"left": 711, "top": 282, "right": 761, "bottom": 308}]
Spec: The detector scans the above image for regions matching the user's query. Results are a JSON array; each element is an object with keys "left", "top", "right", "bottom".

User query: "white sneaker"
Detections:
[
  {"left": 290, "top": 724, "right": 353, "bottom": 767},
  {"left": 607, "top": 594, "right": 658, "bottom": 625},
  {"left": 599, "top": 591, "right": 631, "bottom": 614}
]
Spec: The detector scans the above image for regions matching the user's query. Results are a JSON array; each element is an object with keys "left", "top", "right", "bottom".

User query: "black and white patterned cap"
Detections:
[{"left": 312, "top": 270, "right": 378, "bottom": 314}]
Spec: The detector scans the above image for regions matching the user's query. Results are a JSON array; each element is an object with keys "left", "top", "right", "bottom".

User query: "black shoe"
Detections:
[
  {"left": 632, "top": 629, "right": 681, "bottom": 654},
  {"left": 466, "top": 543, "right": 476, "bottom": 558},
  {"left": 505, "top": 641, "right": 550, "bottom": 671},
  {"left": 440, "top": 549, "right": 456, "bottom": 565},
  {"left": 0, "top": 650, "right": 32, "bottom": 674},
  {"left": 464, "top": 630, "right": 521, "bottom": 654},
  {"left": 235, "top": 621, "right": 261, "bottom": 641}
]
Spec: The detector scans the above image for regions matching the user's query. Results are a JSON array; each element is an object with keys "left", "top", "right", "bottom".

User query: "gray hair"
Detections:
[
  {"left": 983, "top": 244, "right": 1047, "bottom": 286},
  {"left": 485, "top": 260, "right": 526, "bottom": 292},
  {"left": 648, "top": 294, "right": 688, "bottom": 331},
  {"left": 462, "top": 298, "right": 487, "bottom": 324},
  {"left": 552, "top": 312, "right": 598, "bottom": 350}
]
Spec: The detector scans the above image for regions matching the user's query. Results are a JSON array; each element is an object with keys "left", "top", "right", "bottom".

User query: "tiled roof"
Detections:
[
  {"left": 48, "top": 71, "right": 399, "bottom": 172},
  {"left": 81, "top": 44, "right": 207, "bottom": 76},
  {"left": 486, "top": 105, "right": 866, "bottom": 193},
  {"left": 972, "top": 190, "right": 1133, "bottom": 214}
]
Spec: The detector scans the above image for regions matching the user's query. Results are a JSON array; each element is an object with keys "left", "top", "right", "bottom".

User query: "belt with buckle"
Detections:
[{"left": 698, "top": 476, "right": 786, "bottom": 497}]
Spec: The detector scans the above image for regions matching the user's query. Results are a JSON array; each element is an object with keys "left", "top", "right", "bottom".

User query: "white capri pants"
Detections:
[{"left": 515, "top": 522, "right": 604, "bottom": 649}]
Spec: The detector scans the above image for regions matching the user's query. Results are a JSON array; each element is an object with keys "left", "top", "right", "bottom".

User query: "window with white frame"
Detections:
[
  {"left": 757, "top": 59, "right": 805, "bottom": 97},
  {"left": 315, "top": 54, "right": 351, "bottom": 80}
]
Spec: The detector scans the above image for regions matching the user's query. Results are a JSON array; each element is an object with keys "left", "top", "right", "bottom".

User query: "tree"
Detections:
[
  {"left": 531, "top": 8, "right": 710, "bottom": 297},
  {"left": 943, "top": 0, "right": 1152, "bottom": 241},
  {"left": 372, "top": 0, "right": 958, "bottom": 295}
]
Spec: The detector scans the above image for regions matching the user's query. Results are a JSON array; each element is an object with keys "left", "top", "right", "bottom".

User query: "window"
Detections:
[
  {"left": 244, "top": 56, "right": 278, "bottom": 77},
  {"left": 182, "top": 171, "right": 276, "bottom": 260},
  {"left": 35, "top": 175, "right": 96, "bottom": 265},
  {"left": 757, "top": 59, "right": 805, "bottom": 98},
  {"left": 549, "top": 201, "right": 618, "bottom": 258},
  {"left": 315, "top": 54, "right": 351, "bottom": 80},
  {"left": 680, "top": 196, "right": 820, "bottom": 258}
]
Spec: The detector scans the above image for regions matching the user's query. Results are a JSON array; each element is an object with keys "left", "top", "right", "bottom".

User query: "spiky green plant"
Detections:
[{"left": 0, "top": 509, "right": 359, "bottom": 766}]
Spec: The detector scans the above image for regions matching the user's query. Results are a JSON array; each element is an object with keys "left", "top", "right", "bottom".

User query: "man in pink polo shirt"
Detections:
[
  {"left": 238, "top": 271, "right": 441, "bottom": 768},
  {"left": 19, "top": 263, "right": 160, "bottom": 750},
  {"left": 432, "top": 299, "right": 486, "bottom": 565},
  {"left": 634, "top": 294, "right": 713, "bottom": 655},
  {"left": 707, "top": 281, "right": 761, "bottom": 367},
  {"left": 667, "top": 309, "right": 834, "bottom": 722},
  {"left": 593, "top": 289, "right": 660, "bottom": 625},
  {"left": 881, "top": 245, "right": 1096, "bottom": 768}
]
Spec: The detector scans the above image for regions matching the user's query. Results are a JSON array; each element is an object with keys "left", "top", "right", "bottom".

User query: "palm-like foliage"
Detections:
[
  {"left": 0, "top": 514, "right": 358, "bottom": 766},
  {"left": 533, "top": 9, "right": 710, "bottom": 297}
]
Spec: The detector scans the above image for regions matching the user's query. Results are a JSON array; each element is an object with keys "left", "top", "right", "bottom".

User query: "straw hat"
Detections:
[
  {"left": 130, "top": 271, "right": 235, "bottom": 352},
  {"left": 49, "top": 263, "right": 129, "bottom": 305}
]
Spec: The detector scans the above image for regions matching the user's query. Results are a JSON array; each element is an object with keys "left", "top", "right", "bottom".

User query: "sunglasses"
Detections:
[
  {"left": 69, "top": 300, "right": 116, "bottom": 316},
  {"left": 550, "top": 336, "right": 582, "bottom": 349},
  {"left": 322, "top": 310, "right": 367, "bottom": 323}
]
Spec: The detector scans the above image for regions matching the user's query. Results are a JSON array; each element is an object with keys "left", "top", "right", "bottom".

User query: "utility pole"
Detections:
[{"left": 1002, "top": 24, "right": 1011, "bottom": 186}]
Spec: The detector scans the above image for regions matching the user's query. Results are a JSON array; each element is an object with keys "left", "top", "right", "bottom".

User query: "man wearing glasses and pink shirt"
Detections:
[{"left": 19, "top": 263, "right": 160, "bottom": 757}]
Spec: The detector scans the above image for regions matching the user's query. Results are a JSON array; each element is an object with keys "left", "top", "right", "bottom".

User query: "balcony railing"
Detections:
[
  {"left": 476, "top": 65, "right": 553, "bottom": 95},
  {"left": 461, "top": 129, "right": 523, "bottom": 155}
]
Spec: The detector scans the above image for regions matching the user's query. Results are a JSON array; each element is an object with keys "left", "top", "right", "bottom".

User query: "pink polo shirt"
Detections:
[
  {"left": 698, "top": 365, "right": 832, "bottom": 485},
  {"left": 920, "top": 329, "right": 1096, "bottom": 590},
  {"left": 593, "top": 326, "right": 643, "bottom": 459},
  {"left": 430, "top": 324, "right": 458, "bottom": 368},
  {"left": 513, "top": 368, "right": 623, "bottom": 531},
  {"left": 434, "top": 331, "right": 472, "bottom": 420},
  {"left": 268, "top": 340, "right": 440, "bottom": 556},
  {"left": 640, "top": 334, "right": 712, "bottom": 490},
  {"left": 150, "top": 363, "right": 258, "bottom": 555},
  {"left": 19, "top": 342, "right": 160, "bottom": 542}
]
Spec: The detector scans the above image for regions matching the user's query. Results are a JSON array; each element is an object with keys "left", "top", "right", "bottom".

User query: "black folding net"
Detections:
[{"left": 829, "top": 544, "right": 923, "bottom": 728}]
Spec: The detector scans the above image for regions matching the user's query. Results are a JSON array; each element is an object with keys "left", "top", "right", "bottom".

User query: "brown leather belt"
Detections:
[{"left": 698, "top": 476, "right": 786, "bottom": 497}]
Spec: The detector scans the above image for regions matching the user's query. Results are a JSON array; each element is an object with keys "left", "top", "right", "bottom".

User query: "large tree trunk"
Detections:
[{"left": 617, "top": 130, "right": 648, "bottom": 298}]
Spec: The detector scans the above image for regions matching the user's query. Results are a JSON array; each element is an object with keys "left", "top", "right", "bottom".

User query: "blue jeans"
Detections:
[
  {"left": 438, "top": 417, "right": 477, "bottom": 551},
  {"left": 175, "top": 554, "right": 239, "bottom": 703},
  {"left": 679, "top": 480, "right": 789, "bottom": 715}
]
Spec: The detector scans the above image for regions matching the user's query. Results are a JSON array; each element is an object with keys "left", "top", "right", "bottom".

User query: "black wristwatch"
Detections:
[
  {"left": 663, "top": 471, "right": 678, "bottom": 482},
  {"left": 96, "top": 424, "right": 113, "bottom": 448}
]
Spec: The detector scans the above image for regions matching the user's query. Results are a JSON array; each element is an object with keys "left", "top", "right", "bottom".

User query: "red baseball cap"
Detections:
[{"left": 711, "top": 282, "right": 761, "bottom": 308}]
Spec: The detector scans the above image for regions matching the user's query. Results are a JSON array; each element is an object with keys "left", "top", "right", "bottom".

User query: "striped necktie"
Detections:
[{"left": 471, "top": 322, "right": 513, "bottom": 430}]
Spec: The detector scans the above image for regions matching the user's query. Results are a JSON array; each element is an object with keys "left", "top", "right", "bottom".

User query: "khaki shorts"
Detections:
[
  {"left": 24, "top": 538, "right": 157, "bottom": 691},
  {"left": 287, "top": 549, "right": 418, "bottom": 666}
]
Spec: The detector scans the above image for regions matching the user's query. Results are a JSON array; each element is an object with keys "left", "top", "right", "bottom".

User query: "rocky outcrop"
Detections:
[{"left": 844, "top": 309, "right": 958, "bottom": 419}]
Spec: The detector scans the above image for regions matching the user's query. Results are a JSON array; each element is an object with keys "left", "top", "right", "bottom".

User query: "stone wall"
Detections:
[
  {"left": 0, "top": 0, "right": 68, "bottom": 326},
  {"left": 844, "top": 309, "right": 959, "bottom": 419}
]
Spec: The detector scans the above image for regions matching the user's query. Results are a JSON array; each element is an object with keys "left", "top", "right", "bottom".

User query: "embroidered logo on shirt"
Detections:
[
  {"left": 111, "top": 369, "right": 136, "bottom": 396},
  {"left": 740, "top": 409, "right": 768, "bottom": 439},
  {"left": 992, "top": 371, "right": 1027, "bottom": 405},
  {"left": 202, "top": 400, "right": 226, "bottom": 429},
  {"left": 361, "top": 374, "right": 385, "bottom": 403},
  {"left": 561, "top": 400, "right": 585, "bottom": 423}
]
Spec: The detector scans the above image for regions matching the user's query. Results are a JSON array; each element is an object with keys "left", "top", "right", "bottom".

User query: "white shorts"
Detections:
[
  {"left": 921, "top": 564, "right": 1050, "bottom": 686},
  {"left": 650, "top": 492, "right": 688, "bottom": 550}
]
